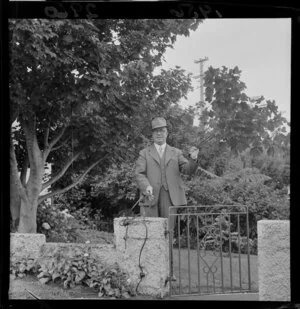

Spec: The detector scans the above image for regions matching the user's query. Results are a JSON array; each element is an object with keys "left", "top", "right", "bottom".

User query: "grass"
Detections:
[
  {"left": 9, "top": 274, "right": 159, "bottom": 300},
  {"left": 171, "top": 248, "right": 258, "bottom": 296},
  {"left": 9, "top": 275, "right": 78, "bottom": 299}
]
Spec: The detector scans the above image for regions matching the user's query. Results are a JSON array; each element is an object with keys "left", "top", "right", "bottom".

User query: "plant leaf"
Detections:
[
  {"left": 122, "top": 291, "right": 130, "bottom": 299},
  {"left": 39, "top": 277, "right": 51, "bottom": 284},
  {"left": 52, "top": 272, "right": 61, "bottom": 281}
]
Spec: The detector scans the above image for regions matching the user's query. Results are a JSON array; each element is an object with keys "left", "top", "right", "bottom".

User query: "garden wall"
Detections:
[
  {"left": 11, "top": 219, "right": 291, "bottom": 300},
  {"left": 10, "top": 216, "right": 170, "bottom": 298}
]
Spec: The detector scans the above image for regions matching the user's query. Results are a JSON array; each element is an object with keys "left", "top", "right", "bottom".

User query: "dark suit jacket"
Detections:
[{"left": 135, "top": 144, "right": 198, "bottom": 215}]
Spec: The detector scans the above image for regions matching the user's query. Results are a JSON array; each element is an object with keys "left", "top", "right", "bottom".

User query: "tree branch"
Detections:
[
  {"left": 195, "top": 166, "right": 221, "bottom": 179},
  {"left": 10, "top": 135, "right": 26, "bottom": 196},
  {"left": 10, "top": 108, "right": 19, "bottom": 126},
  {"left": 198, "top": 131, "right": 215, "bottom": 146},
  {"left": 41, "top": 151, "right": 82, "bottom": 192},
  {"left": 38, "top": 158, "right": 102, "bottom": 204},
  {"left": 50, "top": 135, "right": 71, "bottom": 152},
  {"left": 44, "top": 121, "right": 50, "bottom": 149},
  {"left": 49, "top": 126, "right": 67, "bottom": 149},
  {"left": 43, "top": 126, "right": 68, "bottom": 160},
  {"left": 20, "top": 155, "right": 29, "bottom": 186},
  {"left": 22, "top": 114, "right": 43, "bottom": 170}
]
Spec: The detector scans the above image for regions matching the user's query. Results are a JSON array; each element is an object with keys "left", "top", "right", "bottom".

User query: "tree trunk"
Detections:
[
  {"left": 10, "top": 180, "right": 21, "bottom": 232},
  {"left": 18, "top": 196, "right": 38, "bottom": 233},
  {"left": 10, "top": 134, "right": 22, "bottom": 232},
  {"left": 16, "top": 117, "right": 45, "bottom": 233},
  {"left": 17, "top": 158, "right": 45, "bottom": 233},
  {"left": 16, "top": 165, "right": 44, "bottom": 233}
]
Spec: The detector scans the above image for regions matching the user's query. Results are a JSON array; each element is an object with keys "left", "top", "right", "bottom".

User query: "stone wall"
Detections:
[
  {"left": 39, "top": 243, "right": 121, "bottom": 268},
  {"left": 257, "top": 220, "right": 290, "bottom": 301},
  {"left": 10, "top": 233, "right": 46, "bottom": 259},
  {"left": 10, "top": 217, "right": 170, "bottom": 298}
]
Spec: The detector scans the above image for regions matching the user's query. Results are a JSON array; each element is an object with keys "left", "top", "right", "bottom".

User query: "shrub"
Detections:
[
  {"left": 229, "top": 181, "right": 289, "bottom": 238},
  {"left": 173, "top": 209, "right": 258, "bottom": 254},
  {"left": 10, "top": 249, "right": 135, "bottom": 299},
  {"left": 180, "top": 174, "right": 289, "bottom": 255},
  {"left": 90, "top": 162, "right": 139, "bottom": 217},
  {"left": 185, "top": 177, "right": 233, "bottom": 206},
  {"left": 10, "top": 256, "right": 38, "bottom": 279},
  {"left": 53, "top": 187, "right": 104, "bottom": 230},
  {"left": 252, "top": 153, "right": 290, "bottom": 188},
  {"left": 50, "top": 163, "right": 139, "bottom": 230},
  {"left": 37, "top": 202, "right": 79, "bottom": 242},
  {"left": 36, "top": 247, "right": 134, "bottom": 298}
]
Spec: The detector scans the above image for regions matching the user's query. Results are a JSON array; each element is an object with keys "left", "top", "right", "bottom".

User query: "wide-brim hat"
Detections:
[{"left": 151, "top": 117, "right": 167, "bottom": 130}]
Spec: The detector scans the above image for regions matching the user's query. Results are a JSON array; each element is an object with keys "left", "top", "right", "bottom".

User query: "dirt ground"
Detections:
[
  {"left": 9, "top": 275, "right": 99, "bottom": 299},
  {"left": 8, "top": 274, "right": 258, "bottom": 301},
  {"left": 8, "top": 275, "right": 159, "bottom": 300}
]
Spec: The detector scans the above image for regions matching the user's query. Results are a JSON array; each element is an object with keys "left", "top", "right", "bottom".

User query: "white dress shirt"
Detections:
[{"left": 154, "top": 143, "right": 166, "bottom": 158}]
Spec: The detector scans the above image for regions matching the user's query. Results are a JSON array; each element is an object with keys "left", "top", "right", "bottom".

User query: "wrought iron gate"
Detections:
[{"left": 168, "top": 205, "right": 254, "bottom": 296}]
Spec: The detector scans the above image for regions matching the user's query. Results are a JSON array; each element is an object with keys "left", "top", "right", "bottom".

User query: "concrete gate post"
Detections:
[
  {"left": 257, "top": 220, "right": 290, "bottom": 301},
  {"left": 114, "top": 217, "right": 170, "bottom": 298}
]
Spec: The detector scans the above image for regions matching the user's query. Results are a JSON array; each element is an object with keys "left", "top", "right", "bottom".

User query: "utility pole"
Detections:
[{"left": 194, "top": 57, "right": 209, "bottom": 107}]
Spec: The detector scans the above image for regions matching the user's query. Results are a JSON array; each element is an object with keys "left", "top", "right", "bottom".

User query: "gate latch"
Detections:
[{"left": 164, "top": 275, "right": 177, "bottom": 287}]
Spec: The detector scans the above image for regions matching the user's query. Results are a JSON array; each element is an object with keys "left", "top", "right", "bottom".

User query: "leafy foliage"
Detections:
[
  {"left": 10, "top": 249, "right": 135, "bottom": 299},
  {"left": 10, "top": 257, "right": 38, "bottom": 279},
  {"left": 252, "top": 153, "right": 290, "bottom": 188},
  {"left": 90, "top": 162, "right": 139, "bottom": 218},
  {"left": 179, "top": 173, "right": 289, "bottom": 255},
  {"left": 36, "top": 202, "right": 81, "bottom": 242},
  {"left": 53, "top": 187, "right": 103, "bottom": 229},
  {"left": 37, "top": 248, "right": 134, "bottom": 298},
  {"left": 229, "top": 181, "right": 289, "bottom": 238},
  {"left": 200, "top": 65, "right": 289, "bottom": 156},
  {"left": 173, "top": 212, "right": 258, "bottom": 255},
  {"left": 10, "top": 19, "right": 201, "bottom": 232}
]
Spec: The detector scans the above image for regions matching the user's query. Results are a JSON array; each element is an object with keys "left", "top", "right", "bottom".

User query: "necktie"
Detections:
[{"left": 158, "top": 146, "right": 163, "bottom": 158}]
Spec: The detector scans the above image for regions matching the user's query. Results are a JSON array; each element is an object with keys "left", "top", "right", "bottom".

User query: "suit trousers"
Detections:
[
  {"left": 158, "top": 187, "right": 177, "bottom": 232},
  {"left": 158, "top": 187, "right": 177, "bottom": 279}
]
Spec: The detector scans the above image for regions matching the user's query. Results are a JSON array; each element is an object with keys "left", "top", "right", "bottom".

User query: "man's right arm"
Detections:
[{"left": 135, "top": 150, "right": 152, "bottom": 194}]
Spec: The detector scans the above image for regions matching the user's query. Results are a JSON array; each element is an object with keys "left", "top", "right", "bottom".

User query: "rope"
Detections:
[{"left": 135, "top": 219, "right": 148, "bottom": 294}]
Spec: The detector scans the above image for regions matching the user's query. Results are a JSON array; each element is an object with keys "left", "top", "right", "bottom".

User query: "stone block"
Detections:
[
  {"left": 257, "top": 220, "right": 290, "bottom": 301},
  {"left": 10, "top": 233, "right": 46, "bottom": 260}
]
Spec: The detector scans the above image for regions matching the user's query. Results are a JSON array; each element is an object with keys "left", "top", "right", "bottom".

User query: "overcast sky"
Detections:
[{"left": 160, "top": 18, "right": 291, "bottom": 122}]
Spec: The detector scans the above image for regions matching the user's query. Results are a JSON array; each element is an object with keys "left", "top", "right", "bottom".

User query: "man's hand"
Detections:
[
  {"left": 145, "top": 185, "right": 154, "bottom": 201},
  {"left": 189, "top": 146, "right": 199, "bottom": 160}
]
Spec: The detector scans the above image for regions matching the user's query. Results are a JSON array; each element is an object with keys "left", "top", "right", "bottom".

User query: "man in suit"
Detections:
[{"left": 135, "top": 117, "right": 199, "bottom": 230}]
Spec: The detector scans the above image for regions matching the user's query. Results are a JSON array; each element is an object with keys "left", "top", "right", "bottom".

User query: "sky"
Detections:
[{"left": 160, "top": 18, "right": 291, "bottom": 122}]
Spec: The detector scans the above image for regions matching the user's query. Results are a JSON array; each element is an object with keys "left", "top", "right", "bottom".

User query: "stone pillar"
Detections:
[
  {"left": 257, "top": 220, "right": 290, "bottom": 301},
  {"left": 10, "top": 233, "right": 46, "bottom": 259},
  {"left": 114, "top": 217, "right": 170, "bottom": 298}
]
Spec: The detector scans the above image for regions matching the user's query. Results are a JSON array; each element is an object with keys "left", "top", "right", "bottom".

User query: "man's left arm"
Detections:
[{"left": 178, "top": 147, "right": 199, "bottom": 175}]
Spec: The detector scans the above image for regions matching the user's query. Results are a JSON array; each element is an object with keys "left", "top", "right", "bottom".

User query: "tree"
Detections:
[
  {"left": 200, "top": 65, "right": 289, "bottom": 156},
  {"left": 10, "top": 19, "right": 201, "bottom": 233}
]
